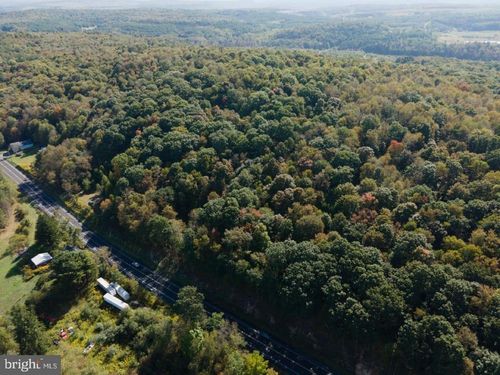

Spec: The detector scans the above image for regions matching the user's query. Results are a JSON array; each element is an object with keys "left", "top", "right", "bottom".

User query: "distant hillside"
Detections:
[{"left": 0, "top": 7, "right": 499, "bottom": 60}]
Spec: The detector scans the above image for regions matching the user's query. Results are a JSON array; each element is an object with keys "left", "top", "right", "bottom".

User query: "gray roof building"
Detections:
[
  {"left": 8, "top": 140, "right": 34, "bottom": 154},
  {"left": 31, "top": 252, "right": 53, "bottom": 267}
]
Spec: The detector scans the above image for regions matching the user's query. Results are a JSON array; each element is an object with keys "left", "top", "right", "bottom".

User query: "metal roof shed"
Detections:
[
  {"left": 103, "top": 293, "right": 130, "bottom": 311},
  {"left": 31, "top": 252, "right": 53, "bottom": 267},
  {"left": 97, "top": 277, "right": 116, "bottom": 296},
  {"left": 110, "top": 282, "right": 130, "bottom": 301}
]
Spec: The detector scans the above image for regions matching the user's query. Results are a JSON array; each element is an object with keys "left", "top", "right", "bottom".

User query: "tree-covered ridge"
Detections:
[
  {"left": 0, "top": 8, "right": 499, "bottom": 61},
  {"left": 268, "top": 23, "right": 500, "bottom": 61},
  {"left": 0, "top": 33, "right": 499, "bottom": 374}
]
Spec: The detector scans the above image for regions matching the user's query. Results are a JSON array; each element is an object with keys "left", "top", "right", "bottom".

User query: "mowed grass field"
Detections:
[
  {"left": 437, "top": 30, "right": 500, "bottom": 44},
  {"left": 0, "top": 200, "right": 39, "bottom": 316},
  {"left": 9, "top": 148, "right": 38, "bottom": 174}
]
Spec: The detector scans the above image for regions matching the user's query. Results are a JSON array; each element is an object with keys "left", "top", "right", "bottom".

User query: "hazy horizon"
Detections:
[{"left": 2, "top": 0, "right": 500, "bottom": 12}]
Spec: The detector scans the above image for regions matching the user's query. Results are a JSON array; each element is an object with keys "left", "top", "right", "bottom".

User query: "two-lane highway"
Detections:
[{"left": 0, "top": 158, "right": 335, "bottom": 375}]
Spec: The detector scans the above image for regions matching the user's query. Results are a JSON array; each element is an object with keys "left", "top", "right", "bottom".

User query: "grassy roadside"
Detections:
[
  {"left": 0, "top": 174, "right": 146, "bottom": 374},
  {"left": 9, "top": 148, "right": 39, "bottom": 174},
  {"left": 0, "top": 200, "right": 39, "bottom": 316}
]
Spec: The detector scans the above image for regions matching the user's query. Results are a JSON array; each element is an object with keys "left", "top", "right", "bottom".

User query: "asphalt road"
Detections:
[{"left": 0, "top": 158, "right": 336, "bottom": 375}]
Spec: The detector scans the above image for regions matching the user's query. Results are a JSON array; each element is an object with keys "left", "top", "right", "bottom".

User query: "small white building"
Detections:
[
  {"left": 103, "top": 293, "right": 130, "bottom": 311},
  {"left": 97, "top": 277, "right": 116, "bottom": 296},
  {"left": 110, "top": 282, "right": 130, "bottom": 301},
  {"left": 31, "top": 252, "right": 52, "bottom": 268},
  {"left": 81, "top": 25, "right": 97, "bottom": 32}
]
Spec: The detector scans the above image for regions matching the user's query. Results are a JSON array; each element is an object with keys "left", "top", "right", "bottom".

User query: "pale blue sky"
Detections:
[{"left": 1, "top": 0, "right": 498, "bottom": 11}]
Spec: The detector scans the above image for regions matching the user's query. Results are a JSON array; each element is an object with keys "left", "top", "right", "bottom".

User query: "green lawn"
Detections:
[
  {"left": 0, "top": 202, "right": 39, "bottom": 316},
  {"left": 437, "top": 30, "right": 500, "bottom": 44},
  {"left": 9, "top": 148, "right": 39, "bottom": 174},
  {"left": 77, "top": 193, "right": 96, "bottom": 208}
]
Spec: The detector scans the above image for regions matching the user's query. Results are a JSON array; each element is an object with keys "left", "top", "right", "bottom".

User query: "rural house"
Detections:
[{"left": 8, "top": 139, "right": 34, "bottom": 154}]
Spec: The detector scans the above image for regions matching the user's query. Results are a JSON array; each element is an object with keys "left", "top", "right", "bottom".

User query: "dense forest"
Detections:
[
  {"left": 0, "top": 32, "right": 499, "bottom": 374},
  {"left": 0, "top": 7, "right": 499, "bottom": 61}
]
